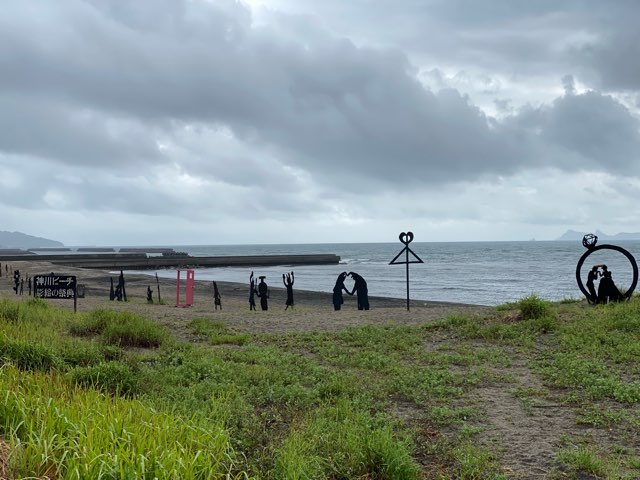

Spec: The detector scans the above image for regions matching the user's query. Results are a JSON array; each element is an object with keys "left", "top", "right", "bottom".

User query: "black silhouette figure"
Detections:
[
  {"left": 256, "top": 276, "right": 269, "bottom": 311},
  {"left": 28, "top": 277, "right": 32, "bottom": 296},
  {"left": 586, "top": 265, "right": 601, "bottom": 303},
  {"left": 12, "top": 270, "right": 20, "bottom": 295},
  {"left": 114, "top": 284, "right": 123, "bottom": 301},
  {"left": 118, "top": 270, "right": 127, "bottom": 302},
  {"left": 213, "top": 281, "right": 222, "bottom": 310},
  {"left": 283, "top": 272, "right": 295, "bottom": 310},
  {"left": 249, "top": 272, "right": 257, "bottom": 311},
  {"left": 347, "top": 271, "right": 369, "bottom": 310},
  {"left": 597, "top": 266, "right": 623, "bottom": 304},
  {"left": 332, "top": 272, "right": 348, "bottom": 311},
  {"left": 109, "top": 277, "right": 115, "bottom": 300},
  {"left": 19, "top": 278, "right": 24, "bottom": 295},
  {"left": 147, "top": 286, "right": 153, "bottom": 303}
]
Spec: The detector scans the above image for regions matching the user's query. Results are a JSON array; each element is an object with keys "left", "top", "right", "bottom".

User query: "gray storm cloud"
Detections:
[{"left": 0, "top": 0, "right": 639, "bottom": 242}]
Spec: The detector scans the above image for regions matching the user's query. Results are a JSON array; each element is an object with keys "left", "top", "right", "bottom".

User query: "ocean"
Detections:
[{"left": 144, "top": 241, "right": 640, "bottom": 306}]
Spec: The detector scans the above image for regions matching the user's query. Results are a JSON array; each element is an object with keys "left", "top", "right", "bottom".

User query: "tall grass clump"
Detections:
[
  {"left": 0, "top": 298, "right": 22, "bottom": 322},
  {"left": 0, "top": 365, "right": 244, "bottom": 479},
  {"left": 516, "top": 294, "right": 551, "bottom": 320},
  {"left": 69, "top": 361, "right": 139, "bottom": 396},
  {"left": 0, "top": 338, "right": 61, "bottom": 372},
  {"left": 71, "top": 309, "right": 166, "bottom": 347}
]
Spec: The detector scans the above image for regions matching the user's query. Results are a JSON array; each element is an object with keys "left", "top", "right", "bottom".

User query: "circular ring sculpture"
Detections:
[{"left": 576, "top": 235, "right": 638, "bottom": 304}]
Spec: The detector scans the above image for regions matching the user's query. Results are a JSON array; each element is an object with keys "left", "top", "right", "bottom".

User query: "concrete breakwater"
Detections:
[{"left": 0, "top": 253, "right": 341, "bottom": 270}]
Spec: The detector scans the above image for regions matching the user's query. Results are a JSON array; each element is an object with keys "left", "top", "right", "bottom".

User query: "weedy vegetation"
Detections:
[{"left": 0, "top": 294, "right": 639, "bottom": 479}]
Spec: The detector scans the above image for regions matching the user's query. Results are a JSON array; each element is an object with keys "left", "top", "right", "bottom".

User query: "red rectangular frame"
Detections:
[{"left": 176, "top": 269, "right": 195, "bottom": 307}]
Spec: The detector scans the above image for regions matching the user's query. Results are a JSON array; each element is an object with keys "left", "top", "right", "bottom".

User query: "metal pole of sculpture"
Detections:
[
  {"left": 389, "top": 231, "right": 424, "bottom": 311},
  {"left": 575, "top": 234, "right": 638, "bottom": 304},
  {"left": 155, "top": 272, "right": 162, "bottom": 304}
]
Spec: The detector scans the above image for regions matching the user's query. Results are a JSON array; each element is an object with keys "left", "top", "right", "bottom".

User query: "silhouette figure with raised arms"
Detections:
[
  {"left": 256, "top": 275, "right": 269, "bottom": 311},
  {"left": 332, "top": 272, "right": 348, "bottom": 311},
  {"left": 347, "top": 271, "right": 369, "bottom": 310},
  {"left": 283, "top": 272, "right": 295, "bottom": 310}
]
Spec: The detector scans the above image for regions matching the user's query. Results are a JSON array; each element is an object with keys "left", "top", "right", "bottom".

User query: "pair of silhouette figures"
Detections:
[
  {"left": 248, "top": 271, "right": 294, "bottom": 311},
  {"left": 333, "top": 271, "right": 369, "bottom": 310},
  {"left": 586, "top": 264, "right": 623, "bottom": 304}
]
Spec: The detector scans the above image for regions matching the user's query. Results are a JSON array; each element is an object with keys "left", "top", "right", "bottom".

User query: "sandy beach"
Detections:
[{"left": 0, "top": 260, "right": 492, "bottom": 336}]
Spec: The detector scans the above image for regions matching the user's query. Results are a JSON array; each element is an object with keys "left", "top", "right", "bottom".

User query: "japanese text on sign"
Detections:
[{"left": 34, "top": 275, "right": 77, "bottom": 299}]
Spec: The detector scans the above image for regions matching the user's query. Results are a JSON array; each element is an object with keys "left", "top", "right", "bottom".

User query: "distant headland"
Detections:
[
  {"left": 556, "top": 229, "right": 640, "bottom": 241},
  {"left": 0, "top": 230, "right": 63, "bottom": 249}
]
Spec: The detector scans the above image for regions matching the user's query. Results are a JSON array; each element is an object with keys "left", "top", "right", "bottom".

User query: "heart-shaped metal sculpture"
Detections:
[{"left": 399, "top": 231, "right": 414, "bottom": 245}]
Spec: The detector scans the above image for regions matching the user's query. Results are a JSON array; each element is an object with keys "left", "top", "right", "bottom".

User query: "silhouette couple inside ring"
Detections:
[{"left": 586, "top": 264, "right": 623, "bottom": 304}]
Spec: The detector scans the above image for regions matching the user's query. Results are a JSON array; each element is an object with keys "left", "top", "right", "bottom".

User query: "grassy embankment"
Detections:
[{"left": 0, "top": 295, "right": 639, "bottom": 478}]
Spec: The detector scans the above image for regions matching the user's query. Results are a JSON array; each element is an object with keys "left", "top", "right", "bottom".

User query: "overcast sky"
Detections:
[{"left": 1, "top": 0, "right": 639, "bottom": 246}]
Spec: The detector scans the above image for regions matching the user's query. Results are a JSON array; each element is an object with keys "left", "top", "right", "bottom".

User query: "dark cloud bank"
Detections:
[{"left": 0, "top": 0, "right": 638, "bottom": 240}]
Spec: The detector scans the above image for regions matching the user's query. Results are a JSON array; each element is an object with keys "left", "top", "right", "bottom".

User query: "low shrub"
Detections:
[{"left": 516, "top": 294, "right": 551, "bottom": 320}]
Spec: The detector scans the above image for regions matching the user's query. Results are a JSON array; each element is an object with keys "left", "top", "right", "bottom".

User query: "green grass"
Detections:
[
  {"left": 188, "top": 318, "right": 250, "bottom": 346},
  {"left": 0, "top": 365, "right": 241, "bottom": 479},
  {"left": 1, "top": 295, "right": 640, "bottom": 478},
  {"left": 70, "top": 308, "right": 166, "bottom": 347}
]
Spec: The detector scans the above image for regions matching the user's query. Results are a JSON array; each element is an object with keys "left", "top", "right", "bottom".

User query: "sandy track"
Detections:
[{"left": 0, "top": 260, "right": 492, "bottom": 334}]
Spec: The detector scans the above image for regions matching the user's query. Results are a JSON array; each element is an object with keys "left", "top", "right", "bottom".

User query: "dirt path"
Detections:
[{"left": 473, "top": 359, "right": 577, "bottom": 478}]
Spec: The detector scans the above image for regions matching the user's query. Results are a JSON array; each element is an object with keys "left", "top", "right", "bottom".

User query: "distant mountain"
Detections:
[
  {"left": 0, "top": 230, "right": 64, "bottom": 248},
  {"left": 556, "top": 229, "right": 640, "bottom": 241}
]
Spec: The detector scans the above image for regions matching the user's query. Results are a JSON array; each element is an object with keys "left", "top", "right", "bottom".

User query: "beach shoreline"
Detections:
[{"left": 0, "top": 260, "right": 493, "bottom": 334}]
